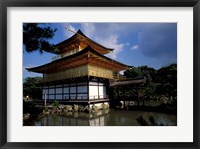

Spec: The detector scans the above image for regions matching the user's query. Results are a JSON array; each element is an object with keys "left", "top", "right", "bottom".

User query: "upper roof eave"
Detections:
[
  {"left": 55, "top": 29, "right": 114, "bottom": 53},
  {"left": 26, "top": 46, "right": 128, "bottom": 73}
]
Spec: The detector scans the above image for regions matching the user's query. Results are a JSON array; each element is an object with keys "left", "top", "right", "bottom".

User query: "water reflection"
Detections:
[{"left": 24, "top": 109, "right": 177, "bottom": 126}]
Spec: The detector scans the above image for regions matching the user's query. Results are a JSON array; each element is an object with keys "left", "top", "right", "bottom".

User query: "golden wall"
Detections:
[
  {"left": 88, "top": 64, "right": 113, "bottom": 79},
  {"left": 43, "top": 64, "right": 114, "bottom": 82},
  {"left": 61, "top": 43, "right": 87, "bottom": 57},
  {"left": 61, "top": 48, "right": 79, "bottom": 57},
  {"left": 43, "top": 65, "right": 88, "bottom": 82}
]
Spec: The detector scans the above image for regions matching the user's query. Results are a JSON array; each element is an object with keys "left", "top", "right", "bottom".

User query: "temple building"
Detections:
[{"left": 26, "top": 30, "right": 129, "bottom": 104}]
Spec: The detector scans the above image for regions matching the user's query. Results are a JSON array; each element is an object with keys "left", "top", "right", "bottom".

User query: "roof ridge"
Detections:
[{"left": 55, "top": 29, "right": 114, "bottom": 54}]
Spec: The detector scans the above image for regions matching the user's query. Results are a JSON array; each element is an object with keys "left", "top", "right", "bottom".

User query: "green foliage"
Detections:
[
  {"left": 124, "top": 66, "right": 155, "bottom": 84},
  {"left": 122, "top": 64, "right": 177, "bottom": 99},
  {"left": 23, "top": 100, "right": 43, "bottom": 115},
  {"left": 155, "top": 64, "right": 177, "bottom": 98},
  {"left": 52, "top": 100, "right": 60, "bottom": 108},
  {"left": 124, "top": 67, "right": 143, "bottom": 79},
  {"left": 23, "top": 77, "right": 42, "bottom": 100},
  {"left": 44, "top": 107, "right": 49, "bottom": 112},
  {"left": 144, "top": 83, "right": 156, "bottom": 96},
  {"left": 23, "top": 23, "right": 58, "bottom": 53}
]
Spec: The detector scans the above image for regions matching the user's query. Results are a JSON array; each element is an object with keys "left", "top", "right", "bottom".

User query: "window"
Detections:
[{"left": 77, "top": 86, "right": 87, "bottom": 93}]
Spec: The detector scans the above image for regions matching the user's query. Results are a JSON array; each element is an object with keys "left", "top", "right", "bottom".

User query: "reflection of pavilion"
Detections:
[
  {"left": 40, "top": 109, "right": 110, "bottom": 126},
  {"left": 27, "top": 30, "right": 128, "bottom": 104}
]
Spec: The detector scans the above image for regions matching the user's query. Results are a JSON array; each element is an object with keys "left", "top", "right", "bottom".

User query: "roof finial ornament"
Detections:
[
  {"left": 65, "top": 28, "right": 84, "bottom": 40},
  {"left": 65, "top": 28, "right": 76, "bottom": 34}
]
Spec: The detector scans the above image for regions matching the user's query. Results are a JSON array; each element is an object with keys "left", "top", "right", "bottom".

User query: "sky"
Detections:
[{"left": 23, "top": 23, "right": 177, "bottom": 78}]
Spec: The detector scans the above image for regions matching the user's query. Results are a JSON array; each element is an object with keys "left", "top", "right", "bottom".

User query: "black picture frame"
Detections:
[{"left": 0, "top": 0, "right": 199, "bottom": 149}]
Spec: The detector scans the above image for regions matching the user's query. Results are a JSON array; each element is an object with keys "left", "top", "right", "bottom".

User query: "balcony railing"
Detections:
[
  {"left": 113, "top": 73, "right": 127, "bottom": 80},
  {"left": 42, "top": 70, "right": 126, "bottom": 82}
]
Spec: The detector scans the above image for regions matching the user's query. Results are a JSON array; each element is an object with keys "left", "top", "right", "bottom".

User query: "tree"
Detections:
[
  {"left": 23, "top": 77, "right": 42, "bottom": 100},
  {"left": 124, "top": 67, "right": 143, "bottom": 80},
  {"left": 122, "top": 66, "right": 154, "bottom": 98},
  {"left": 155, "top": 64, "right": 177, "bottom": 99},
  {"left": 139, "top": 66, "right": 157, "bottom": 82},
  {"left": 23, "top": 23, "right": 58, "bottom": 53},
  {"left": 123, "top": 64, "right": 177, "bottom": 99},
  {"left": 124, "top": 66, "right": 156, "bottom": 84}
]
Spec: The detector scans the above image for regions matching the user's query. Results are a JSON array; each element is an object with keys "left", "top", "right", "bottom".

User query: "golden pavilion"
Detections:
[{"left": 26, "top": 30, "right": 129, "bottom": 104}]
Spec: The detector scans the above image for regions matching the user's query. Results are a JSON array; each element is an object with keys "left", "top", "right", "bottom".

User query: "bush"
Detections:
[{"left": 52, "top": 100, "right": 59, "bottom": 108}]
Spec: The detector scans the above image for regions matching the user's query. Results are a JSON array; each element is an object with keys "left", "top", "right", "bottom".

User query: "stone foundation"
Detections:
[{"left": 42, "top": 102, "right": 110, "bottom": 115}]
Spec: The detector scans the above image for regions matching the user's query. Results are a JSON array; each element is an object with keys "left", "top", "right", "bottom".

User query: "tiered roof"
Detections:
[
  {"left": 56, "top": 29, "right": 113, "bottom": 55},
  {"left": 26, "top": 46, "right": 128, "bottom": 73},
  {"left": 26, "top": 29, "right": 128, "bottom": 74}
]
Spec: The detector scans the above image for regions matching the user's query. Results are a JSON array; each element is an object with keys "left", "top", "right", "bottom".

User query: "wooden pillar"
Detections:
[
  {"left": 87, "top": 77, "right": 89, "bottom": 102},
  {"left": 98, "top": 81, "right": 100, "bottom": 99}
]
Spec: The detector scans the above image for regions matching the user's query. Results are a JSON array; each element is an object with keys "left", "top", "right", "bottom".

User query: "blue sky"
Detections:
[{"left": 23, "top": 23, "right": 177, "bottom": 78}]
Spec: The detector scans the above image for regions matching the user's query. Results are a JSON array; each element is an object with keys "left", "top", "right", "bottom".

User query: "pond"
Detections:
[{"left": 24, "top": 108, "right": 177, "bottom": 126}]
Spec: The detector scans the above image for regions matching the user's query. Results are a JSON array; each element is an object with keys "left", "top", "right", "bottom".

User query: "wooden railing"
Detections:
[
  {"left": 43, "top": 71, "right": 88, "bottom": 82},
  {"left": 113, "top": 74, "right": 127, "bottom": 80},
  {"left": 88, "top": 70, "right": 113, "bottom": 79},
  {"left": 42, "top": 69, "right": 126, "bottom": 82},
  {"left": 43, "top": 71, "right": 114, "bottom": 82}
]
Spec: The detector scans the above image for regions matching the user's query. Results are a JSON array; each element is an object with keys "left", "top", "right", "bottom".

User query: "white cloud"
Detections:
[
  {"left": 95, "top": 34, "right": 124, "bottom": 59},
  {"left": 131, "top": 45, "right": 139, "bottom": 50},
  {"left": 60, "top": 23, "right": 135, "bottom": 59},
  {"left": 78, "top": 23, "right": 126, "bottom": 59},
  {"left": 81, "top": 23, "right": 95, "bottom": 37}
]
